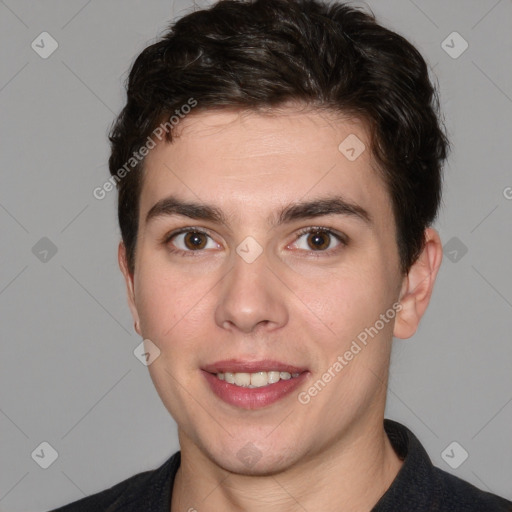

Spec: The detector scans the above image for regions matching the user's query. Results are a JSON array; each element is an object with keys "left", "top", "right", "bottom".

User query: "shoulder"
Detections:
[
  {"left": 48, "top": 452, "right": 180, "bottom": 512},
  {"left": 430, "top": 466, "right": 512, "bottom": 511},
  {"left": 378, "top": 420, "right": 512, "bottom": 511}
]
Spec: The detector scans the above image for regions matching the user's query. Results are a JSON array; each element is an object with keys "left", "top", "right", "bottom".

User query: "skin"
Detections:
[{"left": 119, "top": 106, "right": 443, "bottom": 511}]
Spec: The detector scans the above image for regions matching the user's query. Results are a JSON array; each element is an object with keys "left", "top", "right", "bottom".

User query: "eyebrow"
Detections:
[
  {"left": 276, "top": 197, "right": 371, "bottom": 226},
  {"left": 145, "top": 195, "right": 371, "bottom": 227}
]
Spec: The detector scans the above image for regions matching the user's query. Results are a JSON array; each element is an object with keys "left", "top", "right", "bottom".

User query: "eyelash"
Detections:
[
  {"left": 162, "top": 227, "right": 217, "bottom": 258},
  {"left": 162, "top": 226, "right": 347, "bottom": 257}
]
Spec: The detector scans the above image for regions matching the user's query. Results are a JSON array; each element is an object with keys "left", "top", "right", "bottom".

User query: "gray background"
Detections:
[{"left": 0, "top": 0, "right": 511, "bottom": 510}]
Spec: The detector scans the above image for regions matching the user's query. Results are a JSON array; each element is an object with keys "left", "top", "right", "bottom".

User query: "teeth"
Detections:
[
  {"left": 215, "top": 370, "right": 301, "bottom": 388},
  {"left": 234, "top": 372, "right": 251, "bottom": 387},
  {"left": 268, "top": 371, "right": 280, "bottom": 384},
  {"left": 250, "top": 371, "right": 267, "bottom": 387}
]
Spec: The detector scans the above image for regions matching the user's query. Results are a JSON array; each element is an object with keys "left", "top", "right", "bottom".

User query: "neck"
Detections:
[{"left": 171, "top": 416, "right": 403, "bottom": 512}]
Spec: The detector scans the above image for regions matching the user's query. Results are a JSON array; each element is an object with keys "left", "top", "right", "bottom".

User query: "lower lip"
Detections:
[{"left": 202, "top": 370, "right": 308, "bottom": 410}]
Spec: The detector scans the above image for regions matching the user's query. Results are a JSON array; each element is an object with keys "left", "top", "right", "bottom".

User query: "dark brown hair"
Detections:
[{"left": 108, "top": 0, "right": 449, "bottom": 275}]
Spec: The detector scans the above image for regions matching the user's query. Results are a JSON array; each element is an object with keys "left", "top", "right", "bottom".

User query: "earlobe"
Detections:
[
  {"left": 393, "top": 228, "right": 443, "bottom": 339},
  {"left": 118, "top": 241, "right": 141, "bottom": 336}
]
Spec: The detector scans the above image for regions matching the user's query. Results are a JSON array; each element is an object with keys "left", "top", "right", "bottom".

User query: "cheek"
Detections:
[
  {"left": 292, "top": 264, "right": 394, "bottom": 347},
  {"left": 134, "top": 263, "right": 213, "bottom": 346}
]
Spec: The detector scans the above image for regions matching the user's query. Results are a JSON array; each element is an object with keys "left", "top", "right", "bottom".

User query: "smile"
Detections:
[
  {"left": 202, "top": 360, "right": 308, "bottom": 409},
  {"left": 215, "top": 371, "right": 301, "bottom": 388}
]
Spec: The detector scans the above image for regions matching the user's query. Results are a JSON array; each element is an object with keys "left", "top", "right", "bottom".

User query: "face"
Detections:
[{"left": 121, "top": 107, "right": 409, "bottom": 475}]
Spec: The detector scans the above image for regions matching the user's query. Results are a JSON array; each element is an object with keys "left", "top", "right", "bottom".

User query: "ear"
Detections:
[
  {"left": 118, "top": 241, "right": 141, "bottom": 336},
  {"left": 393, "top": 228, "right": 443, "bottom": 339}
]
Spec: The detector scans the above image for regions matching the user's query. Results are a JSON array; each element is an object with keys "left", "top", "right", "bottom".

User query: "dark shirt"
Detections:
[{"left": 50, "top": 419, "right": 512, "bottom": 511}]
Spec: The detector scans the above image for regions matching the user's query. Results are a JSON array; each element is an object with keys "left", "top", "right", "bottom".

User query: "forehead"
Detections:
[{"left": 138, "top": 107, "right": 391, "bottom": 226}]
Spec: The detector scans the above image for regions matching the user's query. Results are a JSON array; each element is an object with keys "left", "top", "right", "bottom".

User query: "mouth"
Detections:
[
  {"left": 216, "top": 370, "right": 301, "bottom": 388},
  {"left": 202, "top": 360, "right": 308, "bottom": 410}
]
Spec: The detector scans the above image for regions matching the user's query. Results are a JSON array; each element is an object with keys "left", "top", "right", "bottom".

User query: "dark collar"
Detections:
[
  {"left": 155, "top": 420, "right": 511, "bottom": 512},
  {"left": 372, "top": 419, "right": 512, "bottom": 511},
  {"left": 372, "top": 419, "right": 440, "bottom": 510}
]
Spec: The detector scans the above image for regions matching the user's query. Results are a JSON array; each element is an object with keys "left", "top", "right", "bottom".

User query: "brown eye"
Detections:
[
  {"left": 306, "top": 231, "right": 331, "bottom": 250},
  {"left": 166, "top": 229, "right": 219, "bottom": 253},
  {"left": 291, "top": 227, "right": 345, "bottom": 254},
  {"left": 183, "top": 231, "right": 208, "bottom": 250}
]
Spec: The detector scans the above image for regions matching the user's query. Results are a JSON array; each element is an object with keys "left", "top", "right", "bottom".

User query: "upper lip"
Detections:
[{"left": 202, "top": 359, "right": 308, "bottom": 374}]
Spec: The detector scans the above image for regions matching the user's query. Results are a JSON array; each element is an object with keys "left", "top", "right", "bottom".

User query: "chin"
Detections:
[{"left": 206, "top": 441, "right": 304, "bottom": 477}]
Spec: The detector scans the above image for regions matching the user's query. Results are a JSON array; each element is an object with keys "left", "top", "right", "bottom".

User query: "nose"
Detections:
[{"left": 214, "top": 247, "right": 289, "bottom": 334}]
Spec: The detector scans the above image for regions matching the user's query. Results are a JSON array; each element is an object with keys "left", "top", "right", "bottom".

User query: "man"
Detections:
[{"left": 51, "top": 0, "right": 512, "bottom": 510}]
